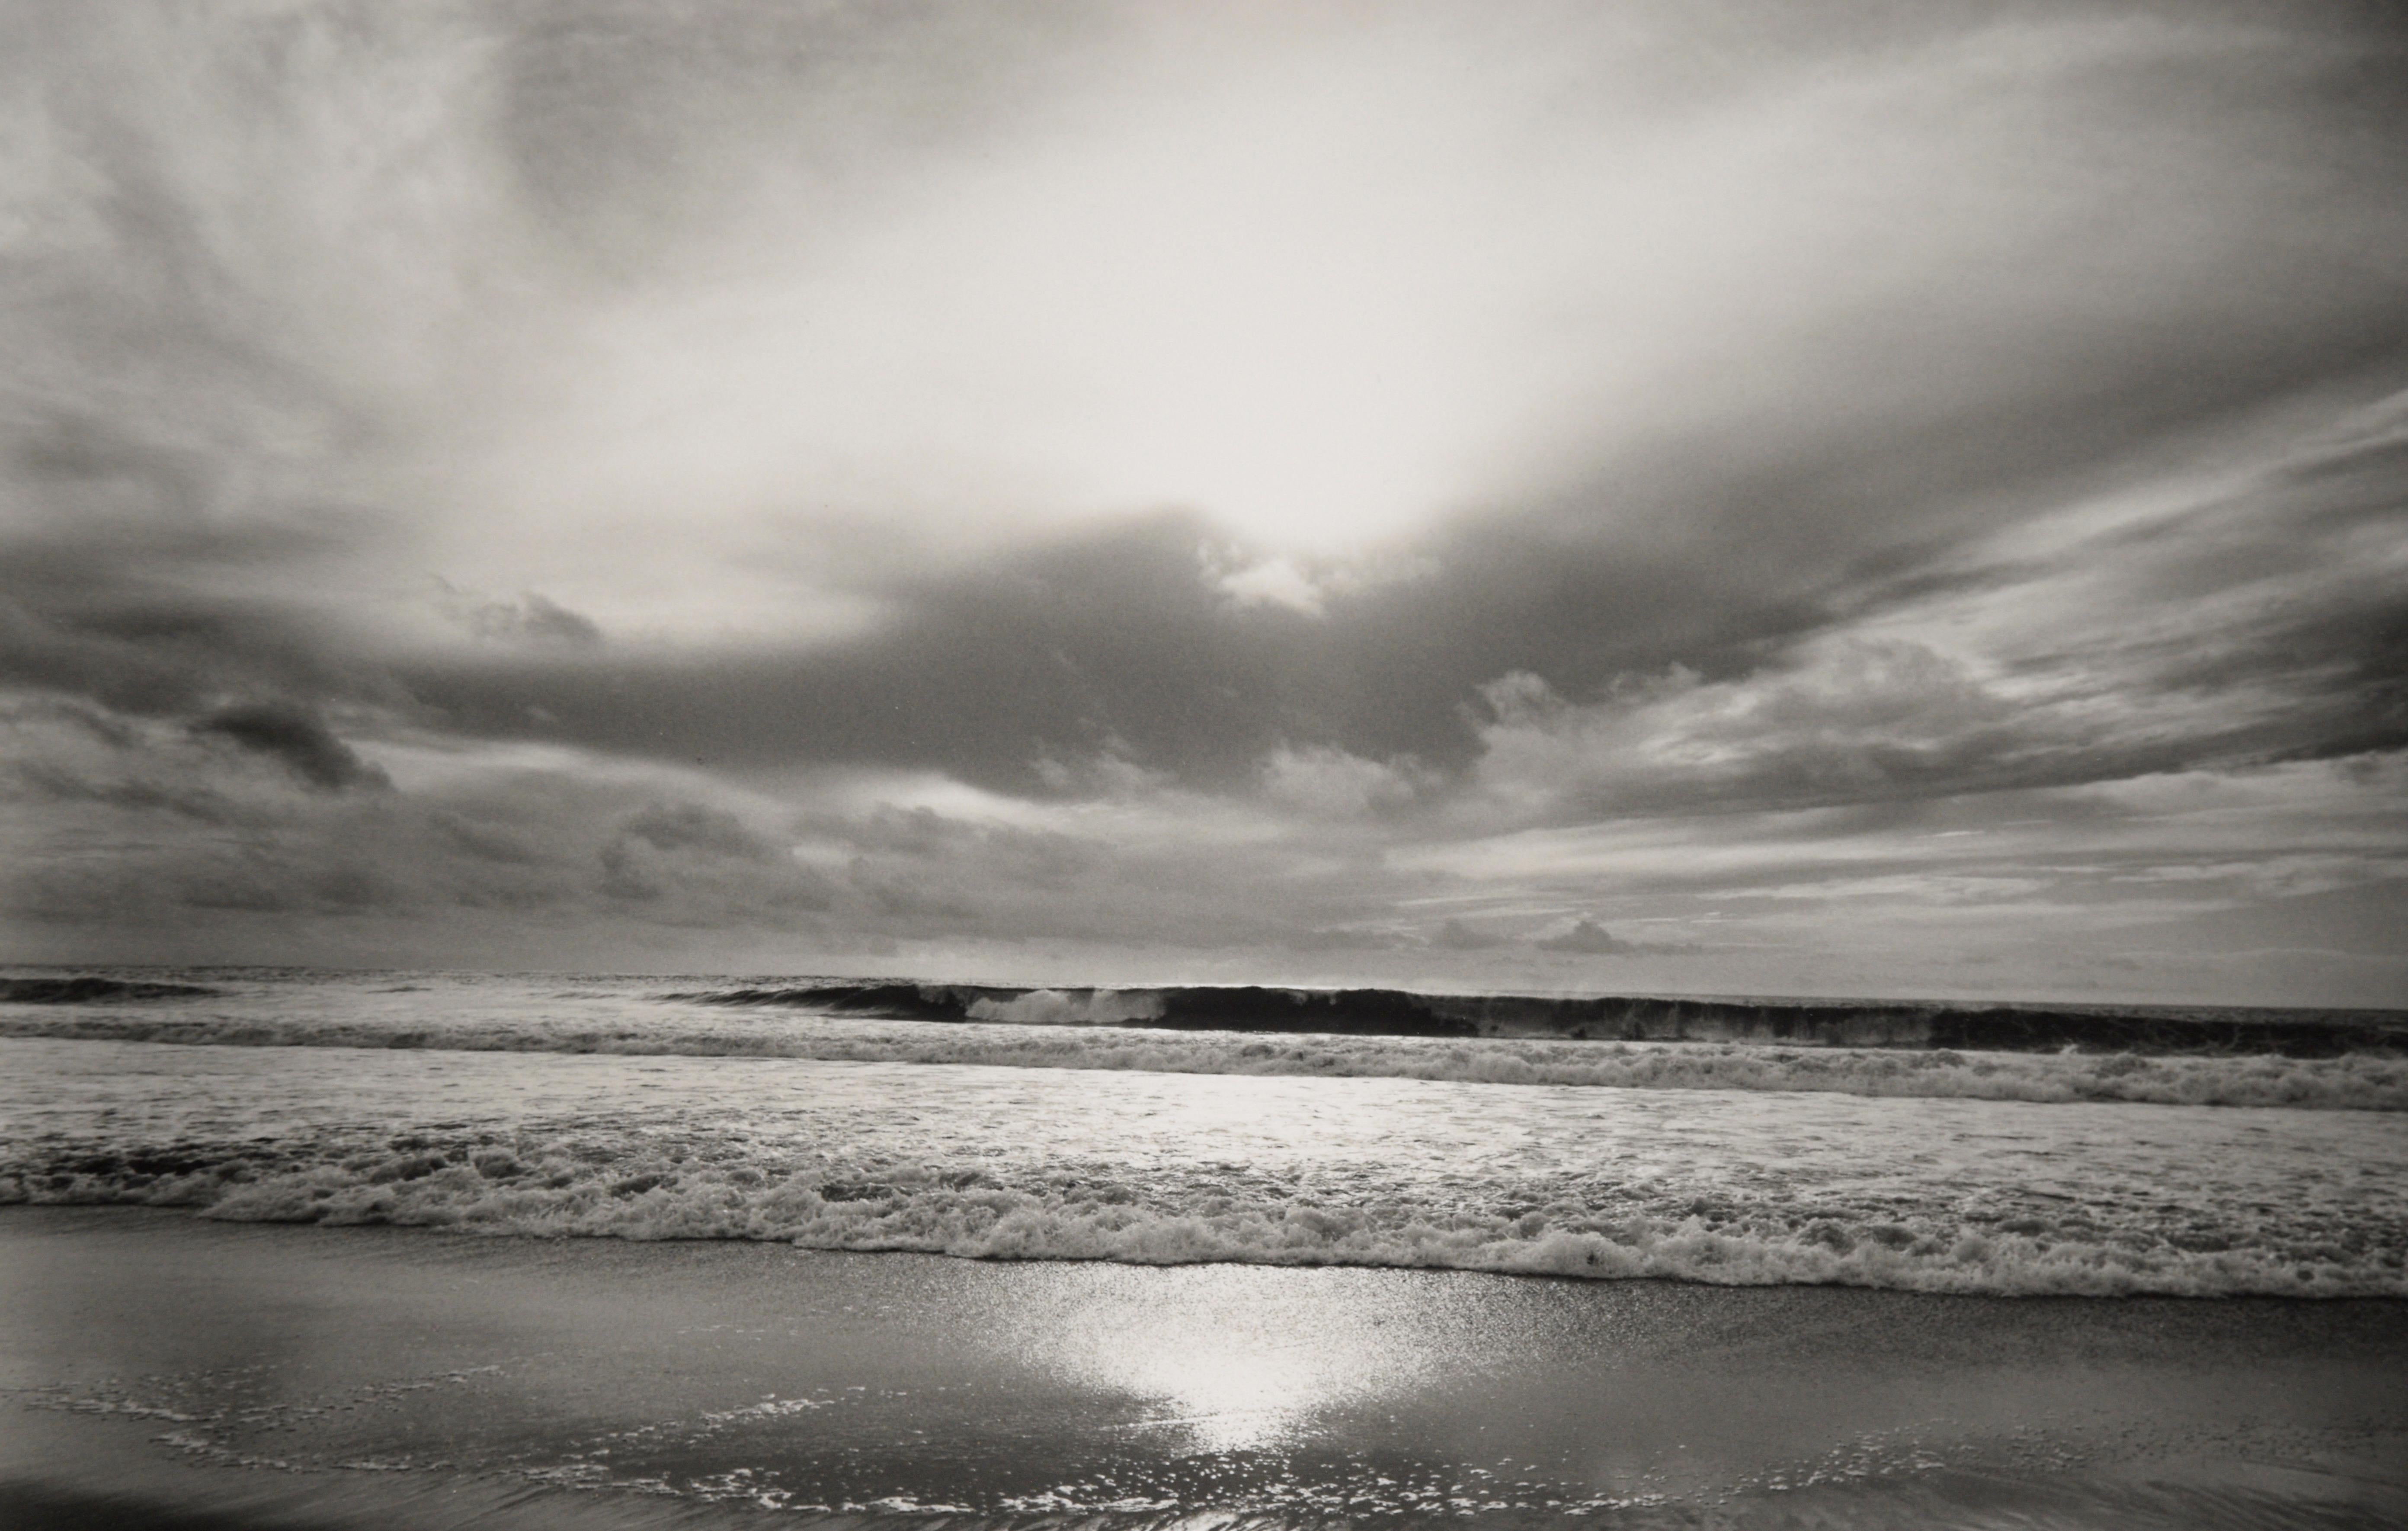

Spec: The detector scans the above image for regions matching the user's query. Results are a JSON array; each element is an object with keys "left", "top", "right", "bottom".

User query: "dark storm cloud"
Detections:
[
  {"left": 392, "top": 508, "right": 1867, "bottom": 794},
  {"left": 0, "top": 594, "right": 385, "bottom": 716},
  {"left": 392, "top": 372, "right": 2408, "bottom": 817},
  {"left": 16, "top": 0, "right": 2408, "bottom": 812},
  {"left": 4, "top": 701, "right": 825, "bottom": 935},
  {"left": 0, "top": 472, "right": 401, "bottom": 722},
  {"left": 0, "top": 697, "right": 254, "bottom": 827},
  {"left": 399, "top": 514, "right": 1334, "bottom": 790},
  {"left": 596, "top": 798, "right": 828, "bottom": 908},
  {"left": 4, "top": 691, "right": 1420, "bottom": 954},
  {"left": 0, "top": 596, "right": 232, "bottom": 718},
  {"left": 1460, "top": 395, "right": 2408, "bottom": 827},
  {"left": 594, "top": 798, "right": 836, "bottom": 912},
  {"left": 5, "top": 0, "right": 2407, "bottom": 999},
  {"left": 8, "top": 757, "right": 250, "bottom": 828},
  {"left": 191, "top": 700, "right": 388, "bottom": 792}
]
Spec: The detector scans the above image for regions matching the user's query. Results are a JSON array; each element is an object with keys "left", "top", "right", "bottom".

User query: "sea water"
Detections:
[{"left": 2, "top": 967, "right": 2402, "bottom": 1298}]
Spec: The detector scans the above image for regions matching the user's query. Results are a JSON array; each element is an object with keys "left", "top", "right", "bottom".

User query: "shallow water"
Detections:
[{"left": 4, "top": 1210, "right": 2405, "bottom": 1530}]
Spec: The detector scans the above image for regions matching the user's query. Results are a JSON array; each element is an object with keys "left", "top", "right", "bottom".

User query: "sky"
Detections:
[{"left": 3, "top": 0, "right": 2405, "bottom": 1004}]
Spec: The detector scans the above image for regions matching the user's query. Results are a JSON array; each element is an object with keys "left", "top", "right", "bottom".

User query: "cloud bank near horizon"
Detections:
[{"left": 3, "top": 0, "right": 2405, "bottom": 1004}]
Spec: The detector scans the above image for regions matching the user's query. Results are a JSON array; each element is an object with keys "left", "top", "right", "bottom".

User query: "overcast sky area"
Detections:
[{"left": 3, "top": 0, "right": 2405, "bottom": 1004}]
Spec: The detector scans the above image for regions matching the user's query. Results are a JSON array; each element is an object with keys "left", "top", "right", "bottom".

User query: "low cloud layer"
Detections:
[{"left": 3, "top": 0, "right": 2403, "bottom": 1003}]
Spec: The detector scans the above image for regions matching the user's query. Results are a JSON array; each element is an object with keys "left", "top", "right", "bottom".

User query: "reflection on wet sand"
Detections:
[{"left": 5, "top": 1209, "right": 2405, "bottom": 1529}]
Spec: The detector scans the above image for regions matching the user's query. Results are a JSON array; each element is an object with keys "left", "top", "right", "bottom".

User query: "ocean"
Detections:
[
  {"left": 3, "top": 967, "right": 2402, "bottom": 1296},
  {"left": 5, "top": 967, "right": 2407, "bottom": 1531}
]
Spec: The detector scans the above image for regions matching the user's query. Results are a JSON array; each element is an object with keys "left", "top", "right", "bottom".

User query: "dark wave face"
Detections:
[
  {"left": 0, "top": 977, "right": 221, "bottom": 1005},
  {"left": 667, "top": 982, "right": 2408, "bottom": 1058}
]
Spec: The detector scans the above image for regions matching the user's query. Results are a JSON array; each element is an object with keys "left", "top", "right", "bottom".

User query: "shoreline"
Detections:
[
  {"left": 6, "top": 1206, "right": 2405, "bottom": 1529},
  {"left": 14, "top": 1199, "right": 2408, "bottom": 1302}
]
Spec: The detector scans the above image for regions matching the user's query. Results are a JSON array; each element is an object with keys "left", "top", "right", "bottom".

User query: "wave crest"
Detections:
[
  {"left": 4, "top": 1130, "right": 2397, "bottom": 1299},
  {"left": 3, "top": 1006, "right": 2401, "bottom": 1108},
  {"left": 678, "top": 983, "right": 2408, "bottom": 1056}
]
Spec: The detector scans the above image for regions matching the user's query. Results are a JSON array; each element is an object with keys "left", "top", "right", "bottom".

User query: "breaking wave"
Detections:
[
  {"left": 5, "top": 1002, "right": 2402, "bottom": 1109},
  {"left": 675, "top": 982, "right": 2408, "bottom": 1056},
  {"left": 4, "top": 1034, "right": 2402, "bottom": 1300},
  {"left": 7, "top": 1126, "right": 2400, "bottom": 1300}
]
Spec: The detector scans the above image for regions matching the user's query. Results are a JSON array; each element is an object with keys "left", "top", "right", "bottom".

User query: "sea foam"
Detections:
[
  {"left": 4, "top": 1037, "right": 2402, "bottom": 1299},
  {"left": 11, "top": 1128, "right": 2399, "bottom": 1299}
]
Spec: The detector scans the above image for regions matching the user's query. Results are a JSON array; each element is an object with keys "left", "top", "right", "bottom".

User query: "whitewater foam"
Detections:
[{"left": 4, "top": 1037, "right": 2402, "bottom": 1298}]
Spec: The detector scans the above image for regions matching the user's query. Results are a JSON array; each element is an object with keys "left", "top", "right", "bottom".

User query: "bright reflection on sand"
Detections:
[
  {"left": 1000, "top": 1264, "right": 1452, "bottom": 1453},
  {"left": 1106, "top": 1337, "right": 1333, "bottom": 1451}
]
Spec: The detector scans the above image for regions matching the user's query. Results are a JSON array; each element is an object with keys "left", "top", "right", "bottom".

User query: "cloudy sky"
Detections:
[{"left": 3, "top": 0, "right": 2405, "bottom": 1003}]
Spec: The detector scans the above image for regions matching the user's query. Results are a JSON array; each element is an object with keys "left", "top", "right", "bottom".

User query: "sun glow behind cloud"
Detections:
[
  {"left": 481, "top": 13, "right": 1592, "bottom": 562},
  {"left": 3, "top": 0, "right": 2405, "bottom": 1001},
  {"left": 428, "top": 4, "right": 2405, "bottom": 607}
]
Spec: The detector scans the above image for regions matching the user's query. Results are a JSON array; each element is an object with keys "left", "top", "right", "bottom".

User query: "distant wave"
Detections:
[
  {"left": 3, "top": 1007, "right": 2401, "bottom": 1109},
  {"left": 0, "top": 976, "right": 221, "bottom": 1004},
  {"left": 673, "top": 982, "right": 2408, "bottom": 1058},
  {"left": 5, "top": 1129, "right": 2397, "bottom": 1299}
]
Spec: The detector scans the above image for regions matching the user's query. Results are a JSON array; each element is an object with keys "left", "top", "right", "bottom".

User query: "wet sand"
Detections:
[{"left": 3, "top": 1207, "right": 2405, "bottom": 1528}]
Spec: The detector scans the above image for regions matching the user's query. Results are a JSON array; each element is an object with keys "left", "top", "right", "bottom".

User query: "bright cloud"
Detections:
[{"left": 3, "top": 0, "right": 2404, "bottom": 1003}]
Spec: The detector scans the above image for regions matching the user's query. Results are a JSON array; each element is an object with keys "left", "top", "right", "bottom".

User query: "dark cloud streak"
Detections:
[
  {"left": 191, "top": 700, "right": 388, "bottom": 792},
  {"left": 5, "top": 0, "right": 2406, "bottom": 1000}
]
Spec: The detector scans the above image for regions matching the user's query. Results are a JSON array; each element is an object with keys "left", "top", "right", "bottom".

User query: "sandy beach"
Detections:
[
  {"left": 5, "top": 1206, "right": 2404, "bottom": 1529},
  {"left": 11, "top": 0, "right": 2408, "bottom": 1525}
]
